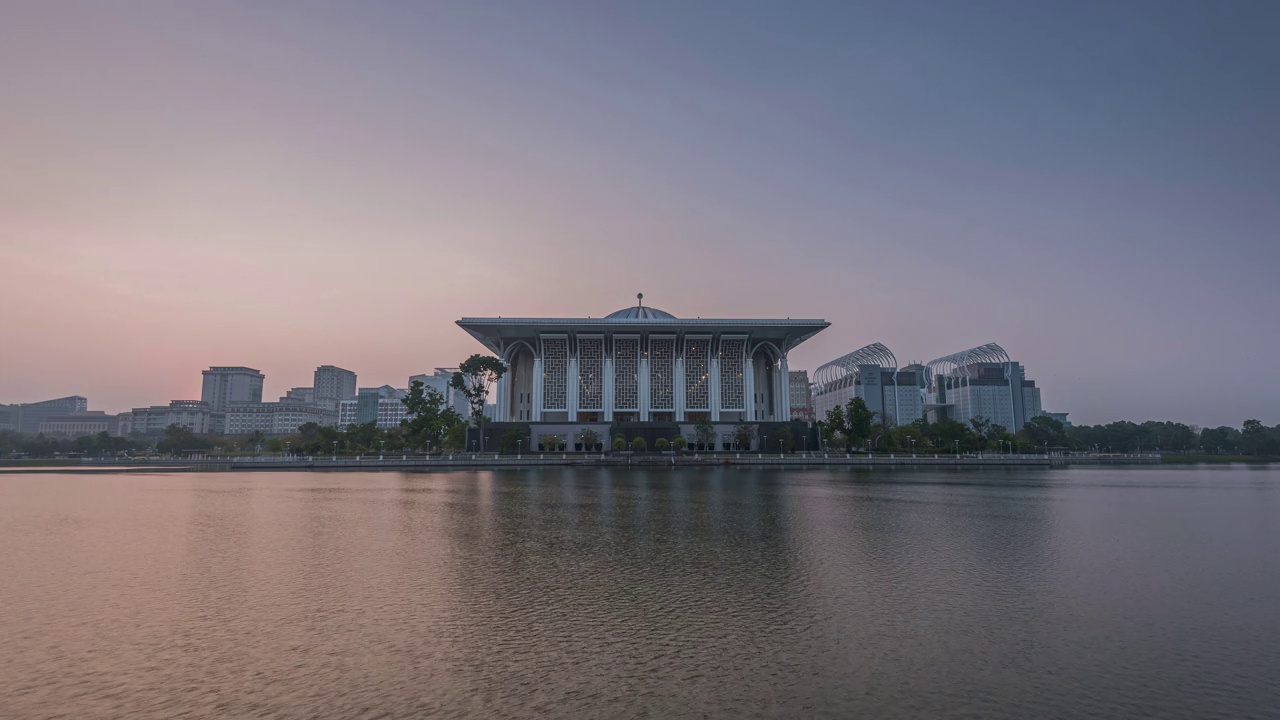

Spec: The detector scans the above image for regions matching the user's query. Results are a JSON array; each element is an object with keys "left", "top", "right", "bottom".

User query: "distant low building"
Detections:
[
  {"left": 127, "top": 400, "right": 224, "bottom": 435},
  {"left": 37, "top": 411, "right": 114, "bottom": 438},
  {"left": 4, "top": 396, "right": 90, "bottom": 433},
  {"left": 224, "top": 401, "right": 331, "bottom": 436},
  {"left": 1045, "top": 412, "right": 1071, "bottom": 429},
  {"left": 338, "top": 386, "right": 408, "bottom": 429}
]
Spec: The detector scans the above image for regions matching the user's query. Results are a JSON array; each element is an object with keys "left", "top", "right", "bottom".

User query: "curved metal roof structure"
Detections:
[
  {"left": 812, "top": 342, "right": 897, "bottom": 389},
  {"left": 924, "top": 343, "right": 1010, "bottom": 382},
  {"left": 605, "top": 305, "right": 676, "bottom": 320}
]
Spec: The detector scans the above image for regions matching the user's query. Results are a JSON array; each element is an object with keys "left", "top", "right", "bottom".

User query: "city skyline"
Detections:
[{"left": 2, "top": 2, "right": 1278, "bottom": 427}]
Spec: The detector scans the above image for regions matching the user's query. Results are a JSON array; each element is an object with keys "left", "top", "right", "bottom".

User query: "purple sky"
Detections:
[{"left": 1, "top": 1, "right": 1277, "bottom": 427}]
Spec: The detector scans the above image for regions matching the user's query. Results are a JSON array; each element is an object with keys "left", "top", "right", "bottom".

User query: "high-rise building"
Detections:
[
  {"left": 923, "top": 344, "right": 1042, "bottom": 432},
  {"left": 200, "top": 367, "right": 264, "bottom": 412},
  {"left": 408, "top": 368, "right": 470, "bottom": 418},
  {"left": 314, "top": 366, "right": 357, "bottom": 412},
  {"left": 811, "top": 344, "right": 924, "bottom": 427},
  {"left": 788, "top": 371, "right": 814, "bottom": 422}
]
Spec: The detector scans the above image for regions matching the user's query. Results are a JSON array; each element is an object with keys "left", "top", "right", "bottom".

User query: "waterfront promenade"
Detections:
[{"left": 67, "top": 452, "right": 1161, "bottom": 472}]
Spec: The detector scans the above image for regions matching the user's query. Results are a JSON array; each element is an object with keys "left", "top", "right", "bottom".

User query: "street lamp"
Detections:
[
  {"left": 909, "top": 437, "right": 916, "bottom": 455},
  {"left": 380, "top": 440, "right": 386, "bottom": 460},
  {"left": 954, "top": 440, "right": 959, "bottom": 455},
  {"left": 778, "top": 438, "right": 784, "bottom": 457},
  {"left": 332, "top": 440, "right": 337, "bottom": 462}
]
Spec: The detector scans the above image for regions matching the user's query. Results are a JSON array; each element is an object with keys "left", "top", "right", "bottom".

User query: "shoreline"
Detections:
[{"left": 3, "top": 453, "right": 1163, "bottom": 473}]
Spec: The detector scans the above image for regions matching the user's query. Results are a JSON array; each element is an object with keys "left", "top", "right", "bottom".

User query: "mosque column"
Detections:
[
  {"left": 531, "top": 356, "right": 543, "bottom": 422},
  {"left": 495, "top": 374, "right": 508, "bottom": 422},
  {"left": 743, "top": 356, "right": 756, "bottom": 421},
  {"left": 709, "top": 354, "right": 722, "bottom": 422},
  {"left": 638, "top": 352, "right": 650, "bottom": 422},
  {"left": 673, "top": 354, "right": 686, "bottom": 422},
  {"left": 779, "top": 355, "right": 791, "bottom": 422},
  {"left": 602, "top": 355, "right": 615, "bottom": 422},
  {"left": 567, "top": 354, "right": 579, "bottom": 422}
]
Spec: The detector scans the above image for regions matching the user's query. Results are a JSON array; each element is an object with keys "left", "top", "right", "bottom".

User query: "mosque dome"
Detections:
[
  {"left": 605, "top": 305, "right": 676, "bottom": 320},
  {"left": 605, "top": 294, "right": 675, "bottom": 319}
]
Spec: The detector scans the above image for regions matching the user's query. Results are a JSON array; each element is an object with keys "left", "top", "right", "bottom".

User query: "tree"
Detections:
[
  {"left": 845, "top": 397, "right": 874, "bottom": 449},
  {"left": 822, "top": 404, "right": 848, "bottom": 449},
  {"left": 450, "top": 354, "right": 506, "bottom": 455},
  {"left": 1240, "top": 419, "right": 1279, "bottom": 456},
  {"left": 442, "top": 423, "right": 468, "bottom": 452},
  {"left": 695, "top": 420, "right": 716, "bottom": 449},
  {"left": 778, "top": 427, "right": 796, "bottom": 453},
  {"left": 1018, "top": 416, "right": 1067, "bottom": 451},
  {"left": 401, "top": 380, "right": 464, "bottom": 452},
  {"left": 157, "top": 424, "right": 208, "bottom": 455},
  {"left": 501, "top": 428, "right": 529, "bottom": 454},
  {"left": 733, "top": 421, "right": 756, "bottom": 451}
]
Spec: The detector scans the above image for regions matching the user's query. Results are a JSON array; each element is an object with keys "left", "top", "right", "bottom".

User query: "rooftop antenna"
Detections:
[{"left": 637, "top": 292, "right": 644, "bottom": 308}]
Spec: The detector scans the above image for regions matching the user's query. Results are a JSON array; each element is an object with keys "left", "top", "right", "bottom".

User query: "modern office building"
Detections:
[
  {"left": 408, "top": 368, "right": 470, "bottom": 418},
  {"left": 338, "top": 386, "right": 408, "bottom": 429},
  {"left": 36, "top": 411, "right": 114, "bottom": 438},
  {"left": 200, "top": 367, "right": 264, "bottom": 412},
  {"left": 1, "top": 396, "right": 91, "bottom": 433},
  {"left": 314, "top": 366, "right": 357, "bottom": 412},
  {"left": 224, "top": 401, "right": 330, "bottom": 436},
  {"left": 127, "top": 400, "right": 224, "bottom": 435},
  {"left": 923, "top": 343, "right": 1042, "bottom": 432},
  {"left": 811, "top": 343, "right": 924, "bottom": 427},
  {"left": 1045, "top": 412, "right": 1071, "bottom": 429},
  {"left": 457, "top": 297, "right": 829, "bottom": 424},
  {"left": 788, "top": 370, "right": 814, "bottom": 422}
]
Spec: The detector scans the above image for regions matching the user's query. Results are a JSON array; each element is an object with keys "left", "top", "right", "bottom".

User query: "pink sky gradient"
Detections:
[{"left": 2, "top": 2, "right": 1277, "bottom": 426}]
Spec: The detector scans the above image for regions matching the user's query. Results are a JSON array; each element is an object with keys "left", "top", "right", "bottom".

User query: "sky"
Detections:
[{"left": 1, "top": 0, "right": 1277, "bottom": 427}]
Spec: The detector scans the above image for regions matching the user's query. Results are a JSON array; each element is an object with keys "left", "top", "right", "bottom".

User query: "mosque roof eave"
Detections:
[{"left": 455, "top": 317, "right": 830, "bottom": 355}]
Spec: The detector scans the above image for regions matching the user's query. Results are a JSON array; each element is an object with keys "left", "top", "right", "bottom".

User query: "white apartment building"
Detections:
[
  {"left": 128, "top": 400, "right": 225, "bottom": 435},
  {"left": 314, "top": 365, "right": 357, "bottom": 412},
  {"left": 224, "top": 401, "right": 330, "bottom": 436},
  {"left": 201, "top": 367, "right": 264, "bottom": 412}
]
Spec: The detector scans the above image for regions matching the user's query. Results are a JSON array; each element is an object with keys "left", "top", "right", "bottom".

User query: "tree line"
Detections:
[
  {"left": 818, "top": 397, "right": 1280, "bottom": 456},
  {"left": 4, "top": 354, "right": 1278, "bottom": 459}
]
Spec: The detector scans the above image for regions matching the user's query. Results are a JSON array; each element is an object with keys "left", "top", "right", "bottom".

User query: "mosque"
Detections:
[{"left": 456, "top": 295, "right": 829, "bottom": 435}]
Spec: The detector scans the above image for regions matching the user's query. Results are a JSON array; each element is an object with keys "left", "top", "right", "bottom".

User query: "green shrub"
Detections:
[
  {"left": 673, "top": 436, "right": 687, "bottom": 451},
  {"left": 631, "top": 437, "right": 647, "bottom": 451},
  {"left": 655, "top": 437, "right": 670, "bottom": 451},
  {"left": 612, "top": 436, "right": 627, "bottom": 452}
]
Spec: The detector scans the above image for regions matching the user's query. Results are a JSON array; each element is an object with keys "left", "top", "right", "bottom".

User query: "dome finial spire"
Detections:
[{"left": 637, "top": 292, "right": 643, "bottom": 307}]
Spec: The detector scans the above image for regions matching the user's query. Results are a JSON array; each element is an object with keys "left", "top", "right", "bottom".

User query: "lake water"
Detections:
[{"left": 2, "top": 466, "right": 1278, "bottom": 719}]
